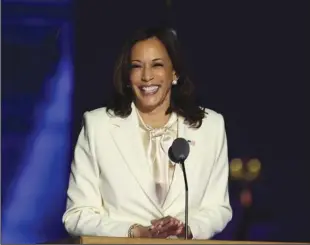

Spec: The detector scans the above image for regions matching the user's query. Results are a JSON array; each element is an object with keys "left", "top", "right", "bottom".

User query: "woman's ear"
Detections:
[
  {"left": 172, "top": 71, "right": 179, "bottom": 85},
  {"left": 173, "top": 71, "right": 178, "bottom": 81}
]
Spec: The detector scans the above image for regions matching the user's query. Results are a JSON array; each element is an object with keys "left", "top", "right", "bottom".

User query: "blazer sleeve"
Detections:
[
  {"left": 175, "top": 113, "right": 233, "bottom": 239},
  {"left": 62, "top": 112, "right": 133, "bottom": 237}
]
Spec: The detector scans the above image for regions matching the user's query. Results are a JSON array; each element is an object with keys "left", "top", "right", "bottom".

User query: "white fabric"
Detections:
[
  {"left": 136, "top": 109, "right": 177, "bottom": 206},
  {"left": 62, "top": 103, "right": 232, "bottom": 239}
]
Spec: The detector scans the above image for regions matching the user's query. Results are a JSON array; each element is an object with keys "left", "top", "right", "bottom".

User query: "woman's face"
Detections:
[{"left": 130, "top": 37, "right": 176, "bottom": 113}]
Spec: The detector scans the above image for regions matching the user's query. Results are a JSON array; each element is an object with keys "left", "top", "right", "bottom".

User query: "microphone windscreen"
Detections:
[{"left": 169, "top": 138, "right": 190, "bottom": 163}]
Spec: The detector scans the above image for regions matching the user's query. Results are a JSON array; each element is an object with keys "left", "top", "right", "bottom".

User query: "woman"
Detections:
[{"left": 63, "top": 27, "right": 232, "bottom": 239}]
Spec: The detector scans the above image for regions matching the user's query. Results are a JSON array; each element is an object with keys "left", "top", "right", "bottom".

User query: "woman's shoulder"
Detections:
[
  {"left": 199, "top": 106, "right": 225, "bottom": 129},
  {"left": 82, "top": 107, "right": 114, "bottom": 125},
  {"left": 202, "top": 107, "right": 224, "bottom": 118}
]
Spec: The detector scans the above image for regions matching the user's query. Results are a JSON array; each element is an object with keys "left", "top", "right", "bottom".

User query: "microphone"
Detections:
[{"left": 168, "top": 138, "right": 190, "bottom": 240}]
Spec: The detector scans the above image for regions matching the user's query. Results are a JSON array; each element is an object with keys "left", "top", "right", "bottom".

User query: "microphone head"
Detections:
[{"left": 168, "top": 138, "right": 190, "bottom": 163}]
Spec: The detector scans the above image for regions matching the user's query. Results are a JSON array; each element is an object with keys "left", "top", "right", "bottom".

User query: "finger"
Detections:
[
  {"left": 164, "top": 217, "right": 181, "bottom": 228},
  {"left": 167, "top": 226, "right": 183, "bottom": 237},
  {"left": 158, "top": 219, "right": 183, "bottom": 237},
  {"left": 162, "top": 218, "right": 182, "bottom": 229},
  {"left": 150, "top": 228, "right": 168, "bottom": 239},
  {"left": 152, "top": 229, "right": 169, "bottom": 238},
  {"left": 157, "top": 223, "right": 179, "bottom": 234},
  {"left": 152, "top": 216, "right": 173, "bottom": 227},
  {"left": 177, "top": 221, "right": 185, "bottom": 228},
  {"left": 167, "top": 222, "right": 184, "bottom": 236},
  {"left": 175, "top": 226, "right": 184, "bottom": 235}
]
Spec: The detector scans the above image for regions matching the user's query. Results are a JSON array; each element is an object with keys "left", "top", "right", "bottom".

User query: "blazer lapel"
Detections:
[
  {"left": 163, "top": 116, "right": 202, "bottom": 211},
  {"left": 109, "top": 107, "right": 162, "bottom": 213}
]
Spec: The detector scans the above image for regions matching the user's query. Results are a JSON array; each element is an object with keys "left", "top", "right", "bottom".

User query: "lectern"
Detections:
[{"left": 53, "top": 236, "right": 308, "bottom": 244}]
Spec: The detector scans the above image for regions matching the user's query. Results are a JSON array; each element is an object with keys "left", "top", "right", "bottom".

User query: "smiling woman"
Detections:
[
  {"left": 63, "top": 27, "right": 232, "bottom": 240},
  {"left": 129, "top": 37, "right": 176, "bottom": 117},
  {"left": 107, "top": 27, "right": 205, "bottom": 128}
]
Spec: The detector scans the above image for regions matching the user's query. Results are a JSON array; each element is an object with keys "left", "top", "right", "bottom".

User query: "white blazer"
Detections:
[{"left": 62, "top": 105, "right": 232, "bottom": 239}]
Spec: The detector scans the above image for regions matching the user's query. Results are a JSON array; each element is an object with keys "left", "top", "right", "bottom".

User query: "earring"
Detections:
[{"left": 172, "top": 79, "right": 178, "bottom": 85}]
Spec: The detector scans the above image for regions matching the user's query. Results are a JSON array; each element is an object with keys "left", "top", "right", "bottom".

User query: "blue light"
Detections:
[{"left": 2, "top": 23, "right": 74, "bottom": 244}]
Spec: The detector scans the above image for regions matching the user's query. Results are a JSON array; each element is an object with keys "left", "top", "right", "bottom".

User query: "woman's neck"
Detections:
[
  {"left": 139, "top": 110, "right": 170, "bottom": 129},
  {"left": 136, "top": 102, "right": 171, "bottom": 129}
]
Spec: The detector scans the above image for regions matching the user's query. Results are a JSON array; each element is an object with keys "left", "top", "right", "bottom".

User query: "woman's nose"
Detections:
[{"left": 141, "top": 67, "right": 154, "bottom": 82}]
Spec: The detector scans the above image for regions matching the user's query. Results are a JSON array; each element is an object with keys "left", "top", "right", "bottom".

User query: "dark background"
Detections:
[
  {"left": 2, "top": 0, "right": 309, "bottom": 243},
  {"left": 74, "top": 0, "right": 309, "bottom": 241}
]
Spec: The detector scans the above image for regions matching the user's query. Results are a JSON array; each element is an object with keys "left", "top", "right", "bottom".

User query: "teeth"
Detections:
[{"left": 141, "top": 86, "right": 159, "bottom": 93}]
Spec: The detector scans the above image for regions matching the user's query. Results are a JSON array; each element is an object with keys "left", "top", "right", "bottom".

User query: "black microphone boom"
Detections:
[{"left": 168, "top": 138, "right": 190, "bottom": 240}]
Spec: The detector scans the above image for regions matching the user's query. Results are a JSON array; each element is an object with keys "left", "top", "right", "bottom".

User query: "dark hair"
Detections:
[{"left": 106, "top": 27, "right": 206, "bottom": 128}]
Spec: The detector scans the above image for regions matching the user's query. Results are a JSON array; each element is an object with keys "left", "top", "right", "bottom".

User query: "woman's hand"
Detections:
[
  {"left": 131, "top": 217, "right": 193, "bottom": 239},
  {"left": 132, "top": 225, "right": 155, "bottom": 238},
  {"left": 150, "top": 216, "right": 190, "bottom": 238}
]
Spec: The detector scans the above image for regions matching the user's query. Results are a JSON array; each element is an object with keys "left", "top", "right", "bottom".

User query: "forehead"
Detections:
[{"left": 131, "top": 37, "right": 170, "bottom": 60}]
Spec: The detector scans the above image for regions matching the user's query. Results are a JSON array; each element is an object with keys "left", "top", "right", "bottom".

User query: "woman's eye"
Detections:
[
  {"left": 130, "top": 64, "right": 141, "bottom": 69},
  {"left": 153, "top": 63, "right": 163, "bottom": 67}
]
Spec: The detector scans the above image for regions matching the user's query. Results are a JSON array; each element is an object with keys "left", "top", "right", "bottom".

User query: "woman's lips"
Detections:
[{"left": 139, "top": 85, "right": 160, "bottom": 95}]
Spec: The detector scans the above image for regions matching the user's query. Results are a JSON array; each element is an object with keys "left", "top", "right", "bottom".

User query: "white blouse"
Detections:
[{"left": 135, "top": 107, "right": 178, "bottom": 207}]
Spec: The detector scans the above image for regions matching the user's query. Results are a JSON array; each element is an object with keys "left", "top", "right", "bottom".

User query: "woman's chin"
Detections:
[{"left": 135, "top": 91, "right": 170, "bottom": 113}]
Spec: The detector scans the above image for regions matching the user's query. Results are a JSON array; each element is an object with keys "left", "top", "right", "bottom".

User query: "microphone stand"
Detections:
[{"left": 180, "top": 159, "right": 189, "bottom": 240}]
